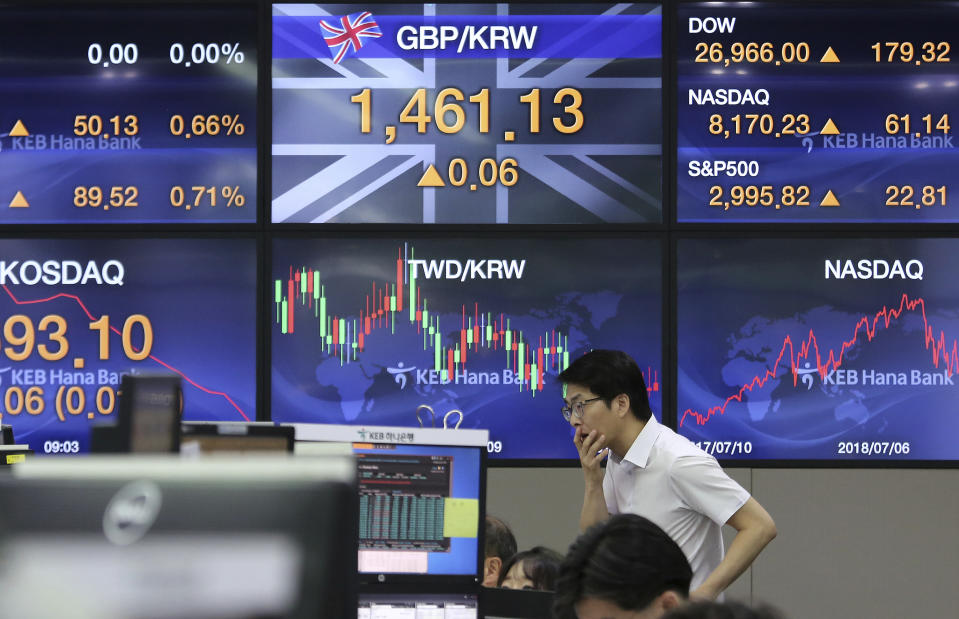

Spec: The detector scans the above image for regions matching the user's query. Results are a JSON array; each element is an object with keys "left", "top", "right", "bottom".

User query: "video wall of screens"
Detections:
[
  {"left": 0, "top": 238, "right": 257, "bottom": 455},
  {"left": 271, "top": 236, "right": 663, "bottom": 460},
  {"left": 271, "top": 2, "right": 663, "bottom": 223},
  {"left": 4, "top": 1, "right": 959, "bottom": 466},
  {"left": 0, "top": 3, "right": 258, "bottom": 223}
]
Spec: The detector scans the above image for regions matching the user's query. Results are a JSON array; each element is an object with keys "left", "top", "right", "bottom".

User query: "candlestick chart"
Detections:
[{"left": 271, "top": 237, "right": 662, "bottom": 459}]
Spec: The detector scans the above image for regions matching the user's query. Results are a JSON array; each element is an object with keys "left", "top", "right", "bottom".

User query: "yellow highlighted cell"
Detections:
[{"left": 443, "top": 498, "right": 479, "bottom": 538}]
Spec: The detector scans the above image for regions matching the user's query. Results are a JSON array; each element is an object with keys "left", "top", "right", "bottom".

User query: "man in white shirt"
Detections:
[{"left": 559, "top": 350, "right": 777, "bottom": 600}]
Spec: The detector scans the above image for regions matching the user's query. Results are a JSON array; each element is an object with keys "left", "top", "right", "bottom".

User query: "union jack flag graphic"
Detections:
[{"left": 320, "top": 12, "right": 382, "bottom": 64}]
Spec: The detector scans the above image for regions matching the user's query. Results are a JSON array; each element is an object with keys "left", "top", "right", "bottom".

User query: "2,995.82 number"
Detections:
[{"left": 709, "top": 185, "right": 811, "bottom": 209}]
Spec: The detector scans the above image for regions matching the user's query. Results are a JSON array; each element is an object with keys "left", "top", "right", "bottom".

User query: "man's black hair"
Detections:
[
  {"left": 558, "top": 349, "right": 652, "bottom": 421},
  {"left": 663, "top": 601, "right": 787, "bottom": 619},
  {"left": 498, "top": 545, "right": 564, "bottom": 590},
  {"left": 553, "top": 514, "right": 692, "bottom": 619},
  {"left": 485, "top": 514, "right": 518, "bottom": 561}
]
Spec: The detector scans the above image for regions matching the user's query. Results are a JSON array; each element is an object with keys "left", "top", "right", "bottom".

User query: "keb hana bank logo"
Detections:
[{"left": 320, "top": 12, "right": 382, "bottom": 64}]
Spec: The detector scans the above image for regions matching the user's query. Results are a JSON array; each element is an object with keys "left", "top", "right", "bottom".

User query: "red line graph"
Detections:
[
  {"left": 2, "top": 285, "right": 250, "bottom": 422},
  {"left": 680, "top": 293, "right": 959, "bottom": 427}
]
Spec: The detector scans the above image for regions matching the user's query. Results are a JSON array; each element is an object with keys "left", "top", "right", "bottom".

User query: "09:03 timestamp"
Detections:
[{"left": 43, "top": 440, "right": 80, "bottom": 454}]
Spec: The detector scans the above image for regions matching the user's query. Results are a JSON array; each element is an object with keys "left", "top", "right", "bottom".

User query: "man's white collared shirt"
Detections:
[{"left": 602, "top": 416, "right": 750, "bottom": 592}]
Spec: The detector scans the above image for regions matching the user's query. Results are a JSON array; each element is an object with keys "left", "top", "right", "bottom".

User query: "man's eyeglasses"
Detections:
[{"left": 561, "top": 397, "right": 603, "bottom": 421}]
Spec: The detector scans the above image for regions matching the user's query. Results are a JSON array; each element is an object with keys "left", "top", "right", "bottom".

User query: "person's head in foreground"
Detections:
[
  {"left": 554, "top": 514, "right": 693, "bottom": 619},
  {"left": 483, "top": 515, "right": 518, "bottom": 587},
  {"left": 498, "top": 546, "right": 564, "bottom": 591},
  {"left": 662, "top": 600, "right": 786, "bottom": 619}
]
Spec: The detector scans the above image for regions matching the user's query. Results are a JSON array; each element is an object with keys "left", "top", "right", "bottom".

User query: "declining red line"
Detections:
[
  {"left": 680, "top": 293, "right": 959, "bottom": 428},
  {"left": 3, "top": 285, "right": 250, "bottom": 422}
]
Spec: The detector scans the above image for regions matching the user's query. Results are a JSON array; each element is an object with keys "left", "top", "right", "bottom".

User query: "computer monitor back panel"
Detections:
[
  {"left": 0, "top": 468, "right": 358, "bottom": 619},
  {"left": 180, "top": 423, "right": 295, "bottom": 454},
  {"left": 123, "top": 375, "right": 183, "bottom": 453},
  {"left": 480, "top": 587, "right": 556, "bottom": 619}
]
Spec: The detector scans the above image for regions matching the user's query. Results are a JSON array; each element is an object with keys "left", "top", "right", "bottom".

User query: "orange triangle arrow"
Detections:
[
  {"left": 9, "top": 120, "right": 29, "bottom": 137},
  {"left": 417, "top": 164, "right": 446, "bottom": 188},
  {"left": 820, "top": 190, "right": 840, "bottom": 207},
  {"left": 9, "top": 191, "right": 30, "bottom": 208},
  {"left": 820, "top": 119, "right": 840, "bottom": 135},
  {"left": 820, "top": 47, "right": 840, "bottom": 63}
]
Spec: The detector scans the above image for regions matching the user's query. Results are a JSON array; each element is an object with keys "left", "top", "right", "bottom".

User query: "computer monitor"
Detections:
[
  {"left": 293, "top": 423, "right": 487, "bottom": 586},
  {"left": 359, "top": 591, "right": 479, "bottom": 619},
  {"left": 124, "top": 374, "right": 184, "bottom": 453},
  {"left": 0, "top": 456, "right": 358, "bottom": 619},
  {"left": 480, "top": 587, "right": 556, "bottom": 619},
  {"left": 91, "top": 374, "right": 183, "bottom": 454},
  {"left": 180, "top": 422, "right": 295, "bottom": 455}
]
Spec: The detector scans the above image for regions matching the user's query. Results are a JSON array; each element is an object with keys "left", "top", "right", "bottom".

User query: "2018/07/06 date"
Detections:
[{"left": 837, "top": 441, "right": 910, "bottom": 456}]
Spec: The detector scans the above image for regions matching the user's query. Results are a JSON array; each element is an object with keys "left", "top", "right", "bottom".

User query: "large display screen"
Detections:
[
  {"left": 271, "top": 237, "right": 662, "bottom": 460},
  {"left": 272, "top": 3, "right": 662, "bottom": 223},
  {"left": 0, "top": 3, "right": 257, "bottom": 223},
  {"left": 677, "top": 2, "right": 959, "bottom": 222},
  {"left": 0, "top": 239, "right": 257, "bottom": 454},
  {"left": 354, "top": 443, "right": 481, "bottom": 577},
  {"left": 677, "top": 237, "right": 959, "bottom": 461}
]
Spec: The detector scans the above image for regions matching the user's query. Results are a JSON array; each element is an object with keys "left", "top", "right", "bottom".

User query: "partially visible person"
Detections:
[
  {"left": 498, "top": 546, "right": 564, "bottom": 591},
  {"left": 560, "top": 349, "right": 777, "bottom": 600},
  {"left": 553, "top": 513, "right": 693, "bottom": 619},
  {"left": 483, "top": 514, "right": 518, "bottom": 587},
  {"left": 663, "top": 600, "right": 786, "bottom": 619}
]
